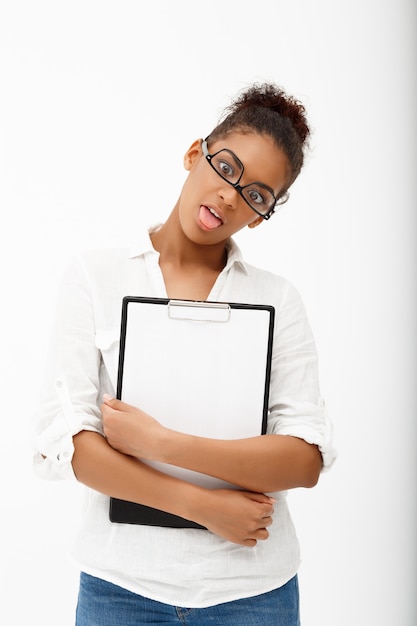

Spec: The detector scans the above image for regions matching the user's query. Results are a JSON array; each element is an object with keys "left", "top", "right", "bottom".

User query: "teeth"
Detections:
[{"left": 208, "top": 207, "right": 221, "bottom": 219}]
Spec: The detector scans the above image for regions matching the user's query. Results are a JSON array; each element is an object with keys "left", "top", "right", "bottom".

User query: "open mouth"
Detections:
[{"left": 199, "top": 205, "right": 223, "bottom": 230}]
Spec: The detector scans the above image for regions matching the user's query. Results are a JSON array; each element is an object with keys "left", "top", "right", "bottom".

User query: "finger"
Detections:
[
  {"left": 243, "top": 527, "right": 270, "bottom": 547},
  {"left": 255, "top": 528, "right": 270, "bottom": 541},
  {"left": 264, "top": 505, "right": 275, "bottom": 517},
  {"left": 246, "top": 492, "right": 276, "bottom": 505},
  {"left": 101, "top": 402, "right": 118, "bottom": 420},
  {"left": 102, "top": 395, "right": 134, "bottom": 411},
  {"left": 103, "top": 394, "right": 125, "bottom": 407},
  {"left": 244, "top": 538, "right": 257, "bottom": 547}
]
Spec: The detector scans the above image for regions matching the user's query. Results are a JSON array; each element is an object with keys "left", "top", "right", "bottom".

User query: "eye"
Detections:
[
  {"left": 214, "top": 157, "right": 235, "bottom": 179},
  {"left": 247, "top": 187, "right": 266, "bottom": 205}
]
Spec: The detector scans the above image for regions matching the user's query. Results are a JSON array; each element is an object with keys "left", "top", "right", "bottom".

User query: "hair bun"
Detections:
[
  {"left": 227, "top": 82, "right": 310, "bottom": 145},
  {"left": 209, "top": 82, "right": 311, "bottom": 186}
]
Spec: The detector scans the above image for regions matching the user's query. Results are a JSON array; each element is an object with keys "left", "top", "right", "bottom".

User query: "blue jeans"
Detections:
[{"left": 75, "top": 572, "right": 300, "bottom": 625}]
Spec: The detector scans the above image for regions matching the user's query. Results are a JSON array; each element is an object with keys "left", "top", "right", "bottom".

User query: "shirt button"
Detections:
[{"left": 56, "top": 451, "right": 70, "bottom": 463}]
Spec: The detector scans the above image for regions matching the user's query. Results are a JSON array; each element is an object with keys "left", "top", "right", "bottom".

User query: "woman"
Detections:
[{"left": 33, "top": 82, "right": 336, "bottom": 625}]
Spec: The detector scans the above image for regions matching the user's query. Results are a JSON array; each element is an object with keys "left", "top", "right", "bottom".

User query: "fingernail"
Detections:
[{"left": 103, "top": 393, "right": 113, "bottom": 402}]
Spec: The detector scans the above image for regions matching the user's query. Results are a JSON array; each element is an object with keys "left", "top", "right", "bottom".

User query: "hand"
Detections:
[
  {"left": 197, "top": 489, "right": 275, "bottom": 547},
  {"left": 101, "top": 395, "right": 166, "bottom": 459}
]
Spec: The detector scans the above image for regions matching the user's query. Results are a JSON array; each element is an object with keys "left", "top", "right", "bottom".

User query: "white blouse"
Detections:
[{"left": 32, "top": 226, "right": 336, "bottom": 608}]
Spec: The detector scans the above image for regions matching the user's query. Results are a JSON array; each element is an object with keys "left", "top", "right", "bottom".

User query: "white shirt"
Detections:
[{"left": 32, "top": 226, "right": 336, "bottom": 608}]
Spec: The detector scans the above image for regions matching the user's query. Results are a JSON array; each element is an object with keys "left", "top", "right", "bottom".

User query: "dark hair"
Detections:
[{"left": 207, "top": 83, "right": 310, "bottom": 192}]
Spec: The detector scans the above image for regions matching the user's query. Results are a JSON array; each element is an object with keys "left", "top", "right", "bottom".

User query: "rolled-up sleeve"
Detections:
[
  {"left": 266, "top": 281, "right": 337, "bottom": 471},
  {"left": 32, "top": 255, "right": 104, "bottom": 480}
]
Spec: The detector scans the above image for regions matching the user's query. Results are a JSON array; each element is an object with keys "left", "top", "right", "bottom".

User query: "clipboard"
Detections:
[{"left": 109, "top": 296, "right": 275, "bottom": 528}]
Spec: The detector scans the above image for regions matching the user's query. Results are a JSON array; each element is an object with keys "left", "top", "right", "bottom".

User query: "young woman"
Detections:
[{"left": 33, "top": 82, "right": 336, "bottom": 625}]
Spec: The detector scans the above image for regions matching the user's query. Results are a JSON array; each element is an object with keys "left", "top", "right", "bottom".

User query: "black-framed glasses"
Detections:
[{"left": 201, "top": 139, "right": 289, "bottom": 220}]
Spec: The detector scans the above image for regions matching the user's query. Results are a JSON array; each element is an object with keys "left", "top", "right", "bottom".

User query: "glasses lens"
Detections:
[
  {"left": 241, "top": 184, "right": 275, "bottom": 215},
  {"left": 210, "top": 150, "right": 243, "bottom": 184}
]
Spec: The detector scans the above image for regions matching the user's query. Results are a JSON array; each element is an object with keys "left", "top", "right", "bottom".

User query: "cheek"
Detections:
[
  {"left": 183, "top": 168, "right": 208, "bottom": 198},
  {"left": 238, "top": 204, "right": 262, "bottom": 226}
]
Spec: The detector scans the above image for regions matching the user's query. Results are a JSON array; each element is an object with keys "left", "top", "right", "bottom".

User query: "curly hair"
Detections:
[{"left": 207, "top": 83, "right": 310, "bottom": 190}]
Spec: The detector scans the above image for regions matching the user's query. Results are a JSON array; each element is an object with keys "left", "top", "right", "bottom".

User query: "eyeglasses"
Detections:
[{"left": 201, "top": 139, "right": 289, "bottom": 220}]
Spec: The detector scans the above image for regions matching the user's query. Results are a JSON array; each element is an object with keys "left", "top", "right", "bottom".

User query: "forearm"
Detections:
[
  {"left": 71, "top": 430, "right": 277, "bottom": 547},
  {"left": 101, "top": 397, "right": 322, "bottom": 493},
  {"left": 158, "top": 431, "right": 322, "bottom": 493},
  {"left": 72, "top": 430, "right": 207, "bottom": 523}
]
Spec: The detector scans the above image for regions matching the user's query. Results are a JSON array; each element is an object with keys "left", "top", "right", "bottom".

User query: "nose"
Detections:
[{"left": 218, "top": 182, "right": 240, "bottom": 209}]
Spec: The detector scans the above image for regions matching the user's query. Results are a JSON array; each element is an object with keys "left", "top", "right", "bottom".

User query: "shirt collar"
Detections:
[
  {"left": 128, "top": 224, "right": 161, "bottom": 259},
  {"left": 128, "top": 225, "right": 249, "bottom": 275},
  {"left": 223, "top": 237, "right": 249, "bottom": 274}
]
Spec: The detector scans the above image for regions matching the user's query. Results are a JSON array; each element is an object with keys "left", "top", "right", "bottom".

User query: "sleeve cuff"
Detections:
[
  {"left": 32, "top": 414, "right": 80, "bottom": 480},
  {"left": 267, "top": 398, "right": 337, "bottom": 472}
]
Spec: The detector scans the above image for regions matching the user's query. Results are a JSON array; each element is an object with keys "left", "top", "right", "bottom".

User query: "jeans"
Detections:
[{"left": 75, "top": 572, "right": 300, "bottom": 625}]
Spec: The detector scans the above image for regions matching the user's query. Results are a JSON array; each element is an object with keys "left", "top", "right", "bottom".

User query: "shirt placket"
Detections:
[{"left": 143, "top": 249, "right": 168, "bottom": 297}]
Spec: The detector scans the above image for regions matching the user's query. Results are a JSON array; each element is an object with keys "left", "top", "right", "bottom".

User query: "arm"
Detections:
[
  {"left": 101, "top": 396, "right": 322, "bottom": 493},
  {"left": 32, "top": 255, "right": 274, "bottom": 546},
  {"left": 72, "top": 429, "right": 275, "bottom": 547}
]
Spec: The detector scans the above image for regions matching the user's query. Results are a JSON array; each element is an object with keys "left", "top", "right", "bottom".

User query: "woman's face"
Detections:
[{"left": 177, "top": 131, "right": 290, "bottom": 246}]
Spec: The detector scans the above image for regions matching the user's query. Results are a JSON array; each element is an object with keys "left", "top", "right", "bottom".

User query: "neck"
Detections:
[{"left": 151, "top": 210, "right": 228, "bottom": 272}]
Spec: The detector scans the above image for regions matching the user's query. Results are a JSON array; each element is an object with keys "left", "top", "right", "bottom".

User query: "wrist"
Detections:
[
  {"left": 178, "top": 483, "right": 211, "bottom": 527},
  {"left": 157, "top": 427, "right": 192, "bottom": 465}
]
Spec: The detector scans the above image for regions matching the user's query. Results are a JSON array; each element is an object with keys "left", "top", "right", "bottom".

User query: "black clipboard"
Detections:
[{"left": 109, "top": 296, "right": 275, "bottom": 528}]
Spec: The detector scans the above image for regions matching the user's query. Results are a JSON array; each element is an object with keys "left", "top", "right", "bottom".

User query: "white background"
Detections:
[{"left": 0, "top": 1, "right": 416, "bottom": 624}]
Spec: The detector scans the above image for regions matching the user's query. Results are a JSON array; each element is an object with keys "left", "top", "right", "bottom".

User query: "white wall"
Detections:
[{"left": 1, "top": 1, "right": 416, "bottom": 624}]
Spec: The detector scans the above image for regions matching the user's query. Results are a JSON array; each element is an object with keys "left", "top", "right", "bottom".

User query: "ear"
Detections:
[
  {"left": 184, "top": 139, "right": 203, "bottom": 171},
  {"left": 247, "top": 216, "right": 264, "bottom": 229}
]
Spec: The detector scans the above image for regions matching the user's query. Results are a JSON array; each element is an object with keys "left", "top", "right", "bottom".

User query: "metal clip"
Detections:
[{"left": 167, "top": 300, "right": 231, "bottom": 322}]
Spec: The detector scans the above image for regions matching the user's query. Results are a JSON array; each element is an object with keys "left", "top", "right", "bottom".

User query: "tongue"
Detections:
[{"left": 199, "top": 205, "right": 222, "bottom": 229}]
